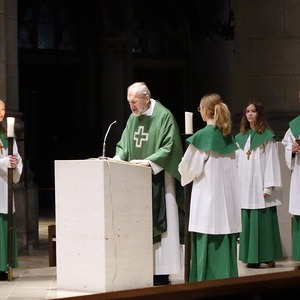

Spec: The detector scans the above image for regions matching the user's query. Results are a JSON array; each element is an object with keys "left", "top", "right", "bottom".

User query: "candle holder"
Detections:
[
  {"left": 7, "top": 136, "right": 14, "bottom": 281},
  {"left": 181, "top": 133, "right": 193, "bottom": 283}
]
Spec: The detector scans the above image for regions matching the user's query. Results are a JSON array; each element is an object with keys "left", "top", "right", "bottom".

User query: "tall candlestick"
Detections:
[
  {"left": 7, "top": 117, "right": 15, "bottom": 137},
  {"left": 185, "top": 112, "right": 193, "bottom": 134},
  {"left": 7, "top": 125, "right": 14, "bottom": 281}
]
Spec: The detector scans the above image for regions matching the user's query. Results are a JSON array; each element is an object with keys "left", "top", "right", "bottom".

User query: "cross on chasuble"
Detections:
[{"left": 134, "top": 126, "right": 149, "bottom": 148}]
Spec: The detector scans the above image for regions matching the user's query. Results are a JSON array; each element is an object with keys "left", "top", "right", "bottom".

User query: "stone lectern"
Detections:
[{"left": 54, "top": 159, "right": 153, "bottom": 292}]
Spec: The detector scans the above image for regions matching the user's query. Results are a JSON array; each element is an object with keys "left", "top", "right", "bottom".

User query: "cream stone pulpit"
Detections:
[{"left": 54, "top": 159, "right": 153, "bottom": 292}]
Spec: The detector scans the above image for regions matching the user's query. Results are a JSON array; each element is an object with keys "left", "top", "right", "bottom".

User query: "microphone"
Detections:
[{"left": 100, "top": 120, "right": 117, "bottom": 158}]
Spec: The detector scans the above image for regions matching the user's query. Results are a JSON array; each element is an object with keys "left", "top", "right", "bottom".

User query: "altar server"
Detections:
[
  {"left": 282, "top": 101, "right": 300, "bottom": 261},
  {"left": 179, "top": 93, "right": 241, "bottom": 281},
  {"left": 0, "top": 99, "right": 23, "bottom": 280},
  {"left": 236, "top": 101, "right": 283, "bottom": 269}
]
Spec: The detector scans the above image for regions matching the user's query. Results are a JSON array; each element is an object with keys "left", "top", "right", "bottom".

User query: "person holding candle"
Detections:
[
  {"left": 0, "top": 99, "right": 23, "bottom": 280},
  {"left": 113, "top": 82, "right": 185, "bottom": 286},
  {"left": 178, "top": 93, "right": 241, "bottom": 281},
  {"left": 282, "top": 93, "right": 300, "bottom": 263},
  {"left": 235, "top": 101, "right": 283, "bottom": 269}
]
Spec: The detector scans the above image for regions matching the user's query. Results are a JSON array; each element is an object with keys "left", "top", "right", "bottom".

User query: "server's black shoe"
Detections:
[
  {"left": 0, "top": 272, "right": 8, "bottom": 281},
  {"left": 153, "top": 274, "right": 170, "bottom": 286},
  {"left": 264, "top": 261, "right": 276, "bottom": 268},
  {"left": 246, "top": 263, "right": 261, "bottom": 268}
]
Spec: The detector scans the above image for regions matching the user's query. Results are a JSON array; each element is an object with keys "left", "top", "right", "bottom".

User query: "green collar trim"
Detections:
[
  {"left": 0, "top": 131, "right": 7, "bottom": 149},
  {"left": 235, "top": 129, "right": 275, "bottom": 150},
  {"left": 186, "top": 125, "right": 238, "bottom": 154},
  {"left": 289, "top": 115, "right": 300, "bottom": 139}
]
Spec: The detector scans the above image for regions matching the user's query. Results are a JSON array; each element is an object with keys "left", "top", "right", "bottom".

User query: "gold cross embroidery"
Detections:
[
  {"left": 0, "top": 144, "right": 3, "bottom": 154},
  {"left": 246, "top": 150, "right": 251, "bottom": 160}
]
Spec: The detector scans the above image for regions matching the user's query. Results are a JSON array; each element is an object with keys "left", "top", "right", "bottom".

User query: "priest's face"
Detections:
[
  {"left": 0, "top": 100, "right": 5, "bottom": 122},
  {"left": 127, "top": 91, "right": 150, "bottom": 116}
]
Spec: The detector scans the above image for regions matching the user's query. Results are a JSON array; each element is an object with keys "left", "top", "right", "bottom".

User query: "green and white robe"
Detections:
[
  {"left": 179, "top": 125, "right": 241, "bottom": 281},
  {"left": 236, "top": 129, "right": 283, "bottom": 264},
  {"left": 282, "top": 116, "right": 300, "bottom": 215},
  {"left": 115, "top": 99, "right": 184, "bottom": 275},
  {"left": 0, "top": 128, "right": 23, "bottom": 271},
  {"left": 282, "top": 115, "right": 300, "bottom": 260}
]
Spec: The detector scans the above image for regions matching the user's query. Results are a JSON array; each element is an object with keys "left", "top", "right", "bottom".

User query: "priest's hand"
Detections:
[{"left": 129, "top": 159, "right": 150, "bottom": 167}]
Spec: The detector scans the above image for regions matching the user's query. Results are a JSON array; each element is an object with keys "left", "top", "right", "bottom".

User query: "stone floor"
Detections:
[{"left": 0, "top": 214, "right": 299, "bottom": 299}]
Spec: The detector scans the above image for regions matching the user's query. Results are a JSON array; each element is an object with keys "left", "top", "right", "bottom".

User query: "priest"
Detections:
[{"left": 113, "top": 82, "right": 184, "bottom": 286}]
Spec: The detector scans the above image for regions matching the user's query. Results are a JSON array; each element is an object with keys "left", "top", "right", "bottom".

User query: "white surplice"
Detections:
[
  {"left": 282, "top": 128, "right": 300, "bottom": 215},
  {"left": 236, "top": 136, "right": 282, "bottom": 209},
  {"left": 0, "top": 139, "right": 23, "bottom": 213},
  {"left": 178, "top": 144, "right": 241, "bottom": 234}
]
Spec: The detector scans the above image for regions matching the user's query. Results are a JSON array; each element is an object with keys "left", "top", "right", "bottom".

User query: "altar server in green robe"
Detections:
[
  {"left": 114, "top": 82, "right": 184, "bottom": 286},
  {"left": 282, "top": 101, "right": 300, "bottom": 261},
  {"left": 236, "top": 101, "right": 283, "bottom": 269},
  {"left": 178, "top": 93, "right": 241, "bottom": 282},
  {"left": 0, "top": 99, "right": 23, "bottom": 280}
]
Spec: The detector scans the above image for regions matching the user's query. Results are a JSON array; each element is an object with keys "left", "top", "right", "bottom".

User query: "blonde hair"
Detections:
[{"left": 200, "top": 93, "right": 232, "bottom": 136}]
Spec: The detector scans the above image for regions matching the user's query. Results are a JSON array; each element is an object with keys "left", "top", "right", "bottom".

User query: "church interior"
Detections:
[{"left": 2, "top": 0, "right": 300, "bottom": 298}]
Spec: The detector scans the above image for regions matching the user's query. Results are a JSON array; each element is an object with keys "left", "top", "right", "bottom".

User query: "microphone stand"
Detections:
[
  {"left": 99, "top": 120, "right": 117, "bottom": 159},
  {"left": 7, "top": 136, "right": 13, "bottom": 281}
]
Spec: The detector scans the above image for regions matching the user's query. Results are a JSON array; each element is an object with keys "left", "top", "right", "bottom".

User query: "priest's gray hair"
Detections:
[{"left": 128, "top": 82, "right": 151, "bottom": 98}]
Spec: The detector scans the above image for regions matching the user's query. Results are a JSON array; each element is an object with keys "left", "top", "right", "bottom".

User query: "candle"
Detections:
[
  {"left": 185, "top": 112, "right": 193, "bottom": 134},
  {"left": 7, "top": 117, "right": 15, "bottom": 137}
]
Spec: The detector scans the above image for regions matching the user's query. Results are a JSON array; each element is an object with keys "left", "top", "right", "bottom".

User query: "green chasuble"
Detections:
[
  {"left": 235, "top": 129, "right": 275, "bottom": 150},
  {"left": 187, "top": 125, "right": 238, "bottom": 154},
  {"left": 289, "top": 115, "right": 300, "bottom": 139},
  {"left": 116, "top": 101, "right": 185, "bottom": 243}
]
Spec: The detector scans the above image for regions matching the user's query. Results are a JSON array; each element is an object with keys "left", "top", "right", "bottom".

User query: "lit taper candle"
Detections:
[
  {"left": 7, "top": 117, "right": 15, "bottom": 137},
  {"left": 184, "top": 112, "right": 193, "bottom": 134}
]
